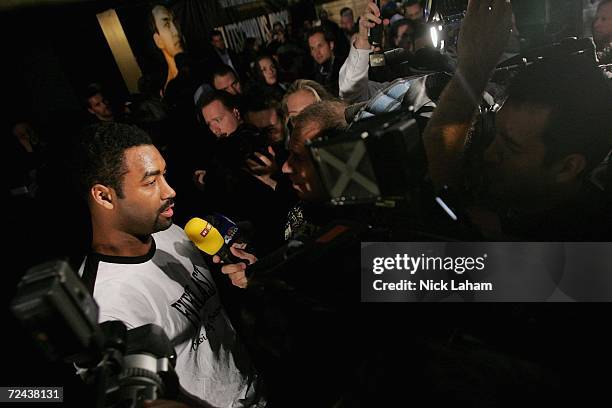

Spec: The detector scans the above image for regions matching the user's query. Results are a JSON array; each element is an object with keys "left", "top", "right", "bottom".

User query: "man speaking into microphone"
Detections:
[{"left": 71, "top": 122, "right": 265, "bottom": 407}]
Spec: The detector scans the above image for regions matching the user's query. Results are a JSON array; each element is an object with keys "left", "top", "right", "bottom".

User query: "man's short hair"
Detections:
[
  {"left": 197, "top": 89, "right": 241, "bottom": 115},
  {"left": 505, "top": 56, "right": 612, "bottom": 174},
  {"left": 292, "top": 100, "right": 348, "bottom": 140},
  {"left": 82, "top": 82, "right": 104, "bottom": 108},
  {"left": 307, "top": 26, "right": 335, "bottom": 44},
  {"left": 73, "top": 122, "right": 152, "bottom": 200},
  {"left": 340, "top": 7, "right": 354, "bottom": 19},
  {"left": 211, "top": 64, "right": 239, "bottom": 83}
]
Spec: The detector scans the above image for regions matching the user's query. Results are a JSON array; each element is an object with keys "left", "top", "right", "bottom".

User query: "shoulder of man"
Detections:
[{"left": 153, "top": 224, "right": 208, "bottom": 260}]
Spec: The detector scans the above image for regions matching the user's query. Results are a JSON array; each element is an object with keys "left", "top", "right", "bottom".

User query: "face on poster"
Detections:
[{"left": 151, "top": 4, "right": 183, "bottom": 58}]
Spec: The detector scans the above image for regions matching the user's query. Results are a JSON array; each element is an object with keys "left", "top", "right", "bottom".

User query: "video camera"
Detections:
[
  {"left": 10, "top": 260, "right": 179, "bottom": 408},
  {"left": 305, "top": 105, "right": 491, "bottom": 241},
  {"left": 308, "top": 109, "right": 425, "bottom": 206}
]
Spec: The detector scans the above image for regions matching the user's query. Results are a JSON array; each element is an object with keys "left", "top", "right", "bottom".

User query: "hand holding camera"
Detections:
[{"left": 357, "top": 0, "right": 388, "bottom": 50}]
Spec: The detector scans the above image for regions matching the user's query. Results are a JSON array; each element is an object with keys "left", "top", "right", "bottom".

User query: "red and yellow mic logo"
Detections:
[{"left": 200, "top": 222, "right": 213, "bottom": 238}]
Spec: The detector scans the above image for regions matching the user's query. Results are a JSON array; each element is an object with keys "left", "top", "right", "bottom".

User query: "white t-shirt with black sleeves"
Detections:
[{"left": 80, "top": 224, "right": 264, "bottom": 407}]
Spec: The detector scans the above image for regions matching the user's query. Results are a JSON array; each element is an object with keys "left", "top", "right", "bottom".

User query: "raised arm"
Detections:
[
  {"left": 339, "top": 0, "right": 387, "bottom": 103},
  {"left": 422, "top": 0, "right": 512, "bottom": 190}
]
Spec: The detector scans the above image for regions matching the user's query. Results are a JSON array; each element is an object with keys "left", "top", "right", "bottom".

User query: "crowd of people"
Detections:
[{"left": 7, "top": 0, "right": 612, "bottom": 407}]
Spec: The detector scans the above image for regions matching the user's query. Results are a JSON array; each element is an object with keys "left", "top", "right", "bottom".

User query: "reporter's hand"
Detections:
[
  {"left": 212, "top": 243, "right": 257, "bottom": 288},
  {"left": 457, "top": 0, "right": 513, "bottom": 81},
  {"left": 423, "top": 0, "right": 512, "bottom": 191},
  {"left": 356, "top": 0, "right": 389, "bottom": 50}
]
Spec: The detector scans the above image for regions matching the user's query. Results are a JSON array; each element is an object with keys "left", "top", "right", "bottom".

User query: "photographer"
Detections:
[
  {"left": 216, "top": 99, "right": 369, "bottom": 407},
  {"left": 198, "top": 90, "right": 295, "bottom": 254},
  {"left": 339, "top": 0, "right": 389, "bottom": 103},
  {"left": 339, "top": 0, "right": 447, "bottom": 105},
  {"left": 423, "top": 0, "right": 612, "bottom": 240},
  {"left": 210, "top": 64, "right": 243, "bottom": 96},
  {"left": 242, "top": 85, "right": 287, "bottom": 146},
  {"left": 198, "top": 90, "right": 277, "bottom": 189}
]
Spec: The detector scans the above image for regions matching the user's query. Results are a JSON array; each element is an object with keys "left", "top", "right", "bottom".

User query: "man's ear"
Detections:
[
  {"left": 90, "top": 184, "right": 115, "bottom": 210},
  {"left": 330, "top": 40, "right": 335, "bottom": 51},
  {"left": 233, "top": 108, "right": 241, "bottom": 122},
  {"left": 555, "top": 154, "right": 587, "bottom": 183},
  {"left": 153, "top": 32, "right": 163, "bottom": 50}
]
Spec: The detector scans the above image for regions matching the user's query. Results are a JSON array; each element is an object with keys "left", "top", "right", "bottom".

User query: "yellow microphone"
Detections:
[{"left": 184, "top": 217, "right": 244, "bottom": 264}]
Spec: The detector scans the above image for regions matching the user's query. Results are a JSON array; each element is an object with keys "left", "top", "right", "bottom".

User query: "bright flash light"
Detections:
[{"left": 430, "top": 26, "right": 439, "bottom": 48}]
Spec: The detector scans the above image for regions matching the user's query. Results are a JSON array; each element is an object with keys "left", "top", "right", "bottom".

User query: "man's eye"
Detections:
[{"left": 147, "top": 179, "right": 157, "bottom": 186}]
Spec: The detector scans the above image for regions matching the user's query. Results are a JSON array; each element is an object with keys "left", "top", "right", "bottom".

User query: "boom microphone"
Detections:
[{"left": 184, "top": 217, "right": 251, "bottom": 265}]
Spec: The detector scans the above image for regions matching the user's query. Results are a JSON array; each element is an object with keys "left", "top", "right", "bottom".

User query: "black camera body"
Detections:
[
  {"left": 308, "top": 109, "right": 426, "bottom": 206},
  {"left": 11, "top": 260, "right": 179, "bottom": 408}
]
